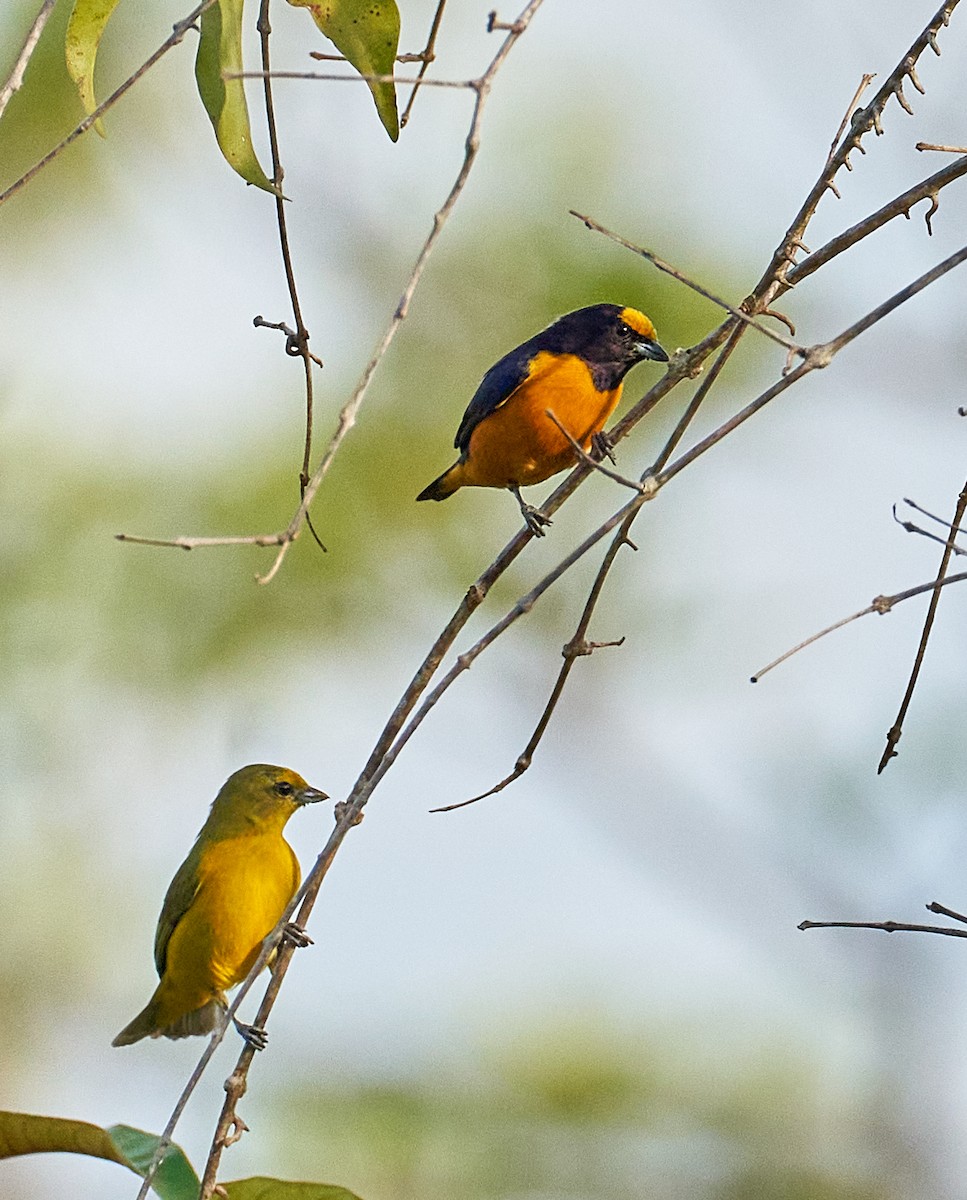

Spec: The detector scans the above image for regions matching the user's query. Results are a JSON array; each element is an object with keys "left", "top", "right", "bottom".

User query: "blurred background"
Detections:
[{"left": 2, "top": 1, "right": 967, "bottom": 1197}]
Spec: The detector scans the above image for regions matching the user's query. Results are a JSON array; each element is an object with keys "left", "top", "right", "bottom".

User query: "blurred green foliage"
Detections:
[{"left": 267, "top": 1019, "right": 899, "bottom": 1200}]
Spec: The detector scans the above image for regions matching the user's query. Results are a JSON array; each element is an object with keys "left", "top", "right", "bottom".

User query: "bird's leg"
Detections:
[
  {"left": 510, "top": 485, "right": 552, "bottom": 537},
  {"left": 590, "top": 430, "right": 616, "bottom": 464},
  {"left": 233, "top": 1017, "right": 268, "bottom": 1050},
  {"left": 280, "top": 923, "right": 313, "bottom": 948}
]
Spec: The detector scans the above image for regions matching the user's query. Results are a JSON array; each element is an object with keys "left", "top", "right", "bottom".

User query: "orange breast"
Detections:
[{"left": 460, "top": 352, "right": 622, "bottom": 490}]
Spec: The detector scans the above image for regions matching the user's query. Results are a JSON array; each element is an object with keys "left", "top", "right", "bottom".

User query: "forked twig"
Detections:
[
  {"left": 399, "top": 0, "right": 448, "bottom": 129},
  {"left": 878, "top": 480, "right": 967, "bottom": 773}
]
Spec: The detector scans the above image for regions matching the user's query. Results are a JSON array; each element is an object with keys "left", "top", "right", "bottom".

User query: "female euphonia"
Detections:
[{"left": 112, "top": 764, "right": 328, "bottom": 1047}]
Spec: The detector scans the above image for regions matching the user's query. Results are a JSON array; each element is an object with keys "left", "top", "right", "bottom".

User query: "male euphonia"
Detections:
[
  {"left": 112, "top": 764, "right": 328, "bottom": 1047},
  {"left": 417, "top": 303, "right": 669, "bottom": 535}
]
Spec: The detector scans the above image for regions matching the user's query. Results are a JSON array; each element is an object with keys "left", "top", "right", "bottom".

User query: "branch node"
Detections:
[
  {"left": 486, "top": 10, "right": 524, "bottom": 32},
  {"left": 871, "top": 593, "right": 895, "bottom": 614}
]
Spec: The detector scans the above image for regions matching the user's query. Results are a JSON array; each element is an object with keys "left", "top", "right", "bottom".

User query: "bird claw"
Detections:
[
  {"left": 281, "top": 922, "right": 313, "bottom": 948},
  {"left": 590, "top": 431, "right": 616, "bottom": 464},
  {"left": 233, "top": 1018, "right": 268, "bottom": 1050},
  {"left": 521, "top": 504, "right": 552, "bottom": 537}
]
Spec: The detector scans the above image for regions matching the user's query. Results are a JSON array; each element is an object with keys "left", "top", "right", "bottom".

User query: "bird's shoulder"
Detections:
[{"left": 454, "top": 335, "right": 553, "bottom": 452}]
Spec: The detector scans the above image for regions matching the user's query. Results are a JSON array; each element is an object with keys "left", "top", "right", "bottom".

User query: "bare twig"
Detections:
[
  {"left": 894, "top": 504, "right": 967, "bottom": 554},
  {"left": 917, "top": 141, "right": 967, "bottom": 153},
  {"left": 799, "top": 917, "right": 967, "bottom": 938},
  {"left": 115, "top": 532, "right": 291, "bottom": 550},
  {"left": 900, "top": 496, "right": 967, "bottom": 542},
  {"left": 878, "top": 479, "right": 967, "bottom": 773},
  {"left": 0, "top": 0, "right": 56, "bottom": 123},
  {"left": 825, "top": 73, "right": 877, "bottom": 166},
  {"left": 229, "top": 70, "right": 475, "bottom": 89},
  {"left": 400, "top": 0, "right": 449, "bottom": 129},
  {"left": 0, "top": 0, "right": 218, "bottom": 208},
  {"left": 569, "top": 211, "right": 803, "bottom": 356},
  {"left": 256, "top": 0, "right": 316, "bottom": 488},
  {"left": 751, "top": 569, "right": 967, "bottom": 682},
  {"left": 801, "top": 900, "right": 967, "bottom": 937},
  {"left": 544, "top": 409, "right": 646, "bottom": 493}
]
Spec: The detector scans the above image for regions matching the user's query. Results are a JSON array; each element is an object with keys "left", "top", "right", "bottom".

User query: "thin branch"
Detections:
[
  {"left": 878, "top": 479, "right": 967, "bottom": 773},
  {"left": 801, "top": 900, "right": 967, "bottom": 937},
  {"left": 0, "top": 0, "right": 56, "bottom": 123},
  {"left": 115, "top": 532, "right": 291, "bottom": 550},
  {"left": 825, "top": 73, "right": 877, "bottom": 166},
  {"left": 255, "top": 0, "right": 327, "bottom": 558},
  {"left": 229, "top": 69, "right": 475, "bottom": 89},
  {"left": 917, "top": 141, "right": 967, "bottom": 153},
  {"left": 799, "top": 917, "right": 967, "bottom": 938},
  {"left": 901, "top": 496, "right": 967, "bottom": 541},
  {"left": 256, "top": 0, "right": 316, "bottom": 488},
  {"left": 569, "top": 211, "right": 803, "bottom": 356},
  {"left": 751, "top": 569, "right": 967, "bottom": 683},
  {"left": 399, "top": 0, "right": 448, "bottom": 129},
  {"left": 0, "top": 0, "right": 218, "bottom": 208},
  {"left": 544, "top": 409, "right": 646, "bottom": 493},
  {"left": 894, "top": 503, "right": 967, "bottom": 554}
]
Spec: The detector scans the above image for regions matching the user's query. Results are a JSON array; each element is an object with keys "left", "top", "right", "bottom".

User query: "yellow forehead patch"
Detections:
[{"left": 619, "top": 307, "right": 657, "bottom": 340}]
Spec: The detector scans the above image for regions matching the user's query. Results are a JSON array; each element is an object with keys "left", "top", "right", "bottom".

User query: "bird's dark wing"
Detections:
[
  {"left": 153, "top": 841, "right": 204, "bottom": 976},
  {"left": 453, "top": 342, "right": 536, "bottom": 453}
]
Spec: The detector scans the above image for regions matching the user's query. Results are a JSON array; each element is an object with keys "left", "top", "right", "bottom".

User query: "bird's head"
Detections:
[{"left": 210, "top": 763, "right": 330, "bottom": 833}]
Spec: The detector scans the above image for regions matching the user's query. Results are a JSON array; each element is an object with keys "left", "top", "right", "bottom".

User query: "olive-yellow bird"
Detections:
[
  {"left": 112, "top": 764, "right": 328, "bottom": 1047},
  {"left": 417, "top": 304, "right": 669, "bottom": 535}
]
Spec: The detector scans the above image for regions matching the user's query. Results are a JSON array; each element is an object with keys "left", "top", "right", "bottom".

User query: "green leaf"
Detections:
[
  {"left": 107, "top": 1124, "right": 201, "bottom": 1200},
  {"left": 287, "top": 0, "right": 400, "bottom": 141},
  {"left": 195, "top": 0, "right": 277, "bottom": 193},
  {"left": 0, "top": 1112, "right": 199, "bottom": 1200},
  {"left": 64, "top": 0, "right": 123, "bottom": 136},
  {"left": 225, "top": 1179, "right": 365, "bottom": 1200},
  {"left": 0, "top": 1111, "right": 130, "bottom": 1166}
]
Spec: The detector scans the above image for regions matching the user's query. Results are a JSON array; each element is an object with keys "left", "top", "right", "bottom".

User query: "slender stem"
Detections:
[{"left": 0, "top": 0, "right": 56, "bottom": 122}]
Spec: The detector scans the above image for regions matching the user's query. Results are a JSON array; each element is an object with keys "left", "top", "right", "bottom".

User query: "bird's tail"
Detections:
[
  {"left": 112, "top": 991, "right": 225, "bottom": 1046},
  {"left": 417, "top": 464, "right": 460, "bottom": 502}
]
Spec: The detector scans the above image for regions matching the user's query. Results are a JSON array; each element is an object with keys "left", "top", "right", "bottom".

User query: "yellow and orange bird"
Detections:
[
  {"left": 112, "top": 764, "right": 328, "bottom": 1047},
  {"left": 417, "top": 303, "right": 669, "bottom": 535}
]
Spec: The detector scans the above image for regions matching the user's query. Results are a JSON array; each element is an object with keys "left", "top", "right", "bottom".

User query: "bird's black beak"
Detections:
[
  {"left": 296, "top": 785, "right": 330, "bottom": 806},
  {"left": 636, "top": 338, "right": 669, "bottom": 363}
]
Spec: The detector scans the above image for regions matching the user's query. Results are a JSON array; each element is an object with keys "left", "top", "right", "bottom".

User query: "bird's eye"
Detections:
[{"left": 275, "top": 781, "right": 294, "bottom": 797}]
